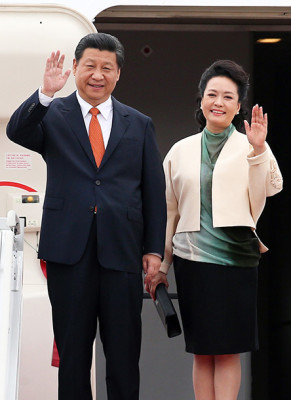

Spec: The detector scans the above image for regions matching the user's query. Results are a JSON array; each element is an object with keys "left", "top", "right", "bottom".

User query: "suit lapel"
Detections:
[
  {"left": 61, "top": 92, "right": 97, "bottom": 169},
  {"left": 98, "top": 97, "right": 129, "bottom": 170},
  {"left": 60, "top": 94, "right": 130, "bottom": 171}
]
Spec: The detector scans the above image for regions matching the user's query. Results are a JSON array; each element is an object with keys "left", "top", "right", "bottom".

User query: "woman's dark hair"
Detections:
[
  {"left": 195, "top": 60, "right": 249, "bottom": 131},
  {"left": 75, "top": 33, "right": 125, "bottom": 69}
]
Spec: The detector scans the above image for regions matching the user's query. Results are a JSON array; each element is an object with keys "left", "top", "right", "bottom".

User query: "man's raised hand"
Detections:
[{"left": 42, "top": 51, "right": 71, "bottom": 97}]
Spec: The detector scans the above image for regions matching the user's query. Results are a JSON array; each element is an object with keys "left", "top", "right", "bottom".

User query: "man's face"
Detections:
[{"left": 73, "top": 48, "right": 120, "bottom": 106}]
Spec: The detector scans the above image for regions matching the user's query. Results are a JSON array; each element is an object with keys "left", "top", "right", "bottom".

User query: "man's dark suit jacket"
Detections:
[{"left": 7, "top": 91, "right": 166, "bottom": 273}]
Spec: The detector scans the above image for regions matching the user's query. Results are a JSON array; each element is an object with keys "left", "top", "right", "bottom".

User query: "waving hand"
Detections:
[
  {"left": 42, "top": 51, "right": 71, "bottom": 97},
  {"left": 244, "top": 104, "right": 267, "bottom": 155}
]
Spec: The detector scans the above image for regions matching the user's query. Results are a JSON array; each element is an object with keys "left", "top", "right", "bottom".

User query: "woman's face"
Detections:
[{"left": 201, "top": 76, "right": 241, "bottom": 133}]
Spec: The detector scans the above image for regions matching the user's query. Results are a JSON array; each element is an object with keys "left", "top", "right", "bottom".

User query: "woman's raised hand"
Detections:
[
  {"left": 244, "top": 104, "right": 267, "bottom": 155},
  {"left": 42, "top": 51, "right": 71, "bottom": 97}
]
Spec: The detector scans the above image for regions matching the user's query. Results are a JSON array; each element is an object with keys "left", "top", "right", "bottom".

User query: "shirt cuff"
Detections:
[{"left": 38, "top": 87, "right": 54, "bottom": 106}]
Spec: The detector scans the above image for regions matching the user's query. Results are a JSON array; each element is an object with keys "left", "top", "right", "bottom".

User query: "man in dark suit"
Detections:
[{"left": 7, "top": 33, "right": 166, "bottom": 400}]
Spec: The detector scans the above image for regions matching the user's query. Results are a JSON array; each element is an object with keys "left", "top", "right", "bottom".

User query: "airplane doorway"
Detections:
[
  {"left": 252, "top": 34, "right": 291, "bottom": 400},
  {"left": 93, "top": 7, "right": 291, "bottom": 400}
]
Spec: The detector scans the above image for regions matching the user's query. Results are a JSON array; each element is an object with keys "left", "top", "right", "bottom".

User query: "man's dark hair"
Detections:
[
  {"left": 195, "top": 60, "right": 250, "bottom": 131},
  {"left": 75, "top": 32, "right": 125, "bottom": 69}
]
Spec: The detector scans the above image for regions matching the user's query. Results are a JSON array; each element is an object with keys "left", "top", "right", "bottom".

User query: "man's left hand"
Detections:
[{"left": 143, "top": 254, "right": 161, "bottom": 294}]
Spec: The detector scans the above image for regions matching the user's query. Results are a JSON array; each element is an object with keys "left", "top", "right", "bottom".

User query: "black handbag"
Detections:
[{"left": 154, "top": 283, "right": 182, "bottom": 338}]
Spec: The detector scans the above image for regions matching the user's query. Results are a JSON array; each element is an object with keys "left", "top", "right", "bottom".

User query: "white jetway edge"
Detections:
[{"left": 0, "top": 211, "right": 24, "bottom": 400}]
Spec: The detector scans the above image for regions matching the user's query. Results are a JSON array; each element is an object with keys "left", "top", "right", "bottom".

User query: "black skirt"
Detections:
[{"left": 174, "top": 256, "right": 259, "bottom": 355}]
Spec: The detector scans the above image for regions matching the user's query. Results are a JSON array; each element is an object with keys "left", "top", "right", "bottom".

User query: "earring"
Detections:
[{"left": 236, "top": 110, "right": 239, "bottom": 115}]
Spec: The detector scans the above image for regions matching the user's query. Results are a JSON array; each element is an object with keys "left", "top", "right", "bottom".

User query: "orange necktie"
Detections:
[{"left": 89, "top": 108, "right": 105, "bottom": 167}]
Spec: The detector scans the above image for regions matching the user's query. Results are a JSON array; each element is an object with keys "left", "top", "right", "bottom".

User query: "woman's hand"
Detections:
[
  {"left": 42, "top": 51, "right": 71, "bottom": 97},
  {"left": 146, "top": 271, "right": 169, "bottom": 301},
  {"left": 244, "top": 104, "right": 267, "bottom": 155}
]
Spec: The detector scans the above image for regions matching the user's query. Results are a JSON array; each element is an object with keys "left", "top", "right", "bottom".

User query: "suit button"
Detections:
[
  {"left": 95, "top": 180, "right": 101, "bottom": 186},
  {"left": 28, "top": 103, "right": 36, "bottom": 112}
]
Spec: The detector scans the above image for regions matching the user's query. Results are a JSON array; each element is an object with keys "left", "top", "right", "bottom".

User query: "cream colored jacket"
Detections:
[{"left": 160, "top": 130, "right": 283, "bottom": 274}]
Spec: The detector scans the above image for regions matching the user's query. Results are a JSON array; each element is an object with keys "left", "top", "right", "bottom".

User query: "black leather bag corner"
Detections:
[{"left": 154, "top": 283, "right": 182, "bottom": 338}]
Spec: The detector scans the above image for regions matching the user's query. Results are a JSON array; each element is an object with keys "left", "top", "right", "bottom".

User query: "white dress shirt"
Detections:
[{"left": 38, "top": 88, "right": 113, "bottom": 148}]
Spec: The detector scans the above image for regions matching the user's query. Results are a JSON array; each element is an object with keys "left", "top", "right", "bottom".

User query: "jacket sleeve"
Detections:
[
  {"left": 6, "top": 90, "right": 48, "bottom": 154},
  {"left": 160, "top": 149, "right": 180, "bottom": 274},
  {"left": 248, "top": 143, "right": 283, "bottom": 224},
  {"left": 141, "top": 118, "right": 167, "bottom": 257}
]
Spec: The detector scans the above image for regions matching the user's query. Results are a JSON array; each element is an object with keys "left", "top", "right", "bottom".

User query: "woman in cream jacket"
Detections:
[{"left": 150, "top": 60, "right": 282, "bottom": 400}]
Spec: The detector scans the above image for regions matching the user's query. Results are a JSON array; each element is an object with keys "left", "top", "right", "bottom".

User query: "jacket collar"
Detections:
[
  {"left": 100, "top": 96, "right": 129, "bottom": 170},
  {"left": 60, "top": 93, "right": 130, "bottom": 171}
]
